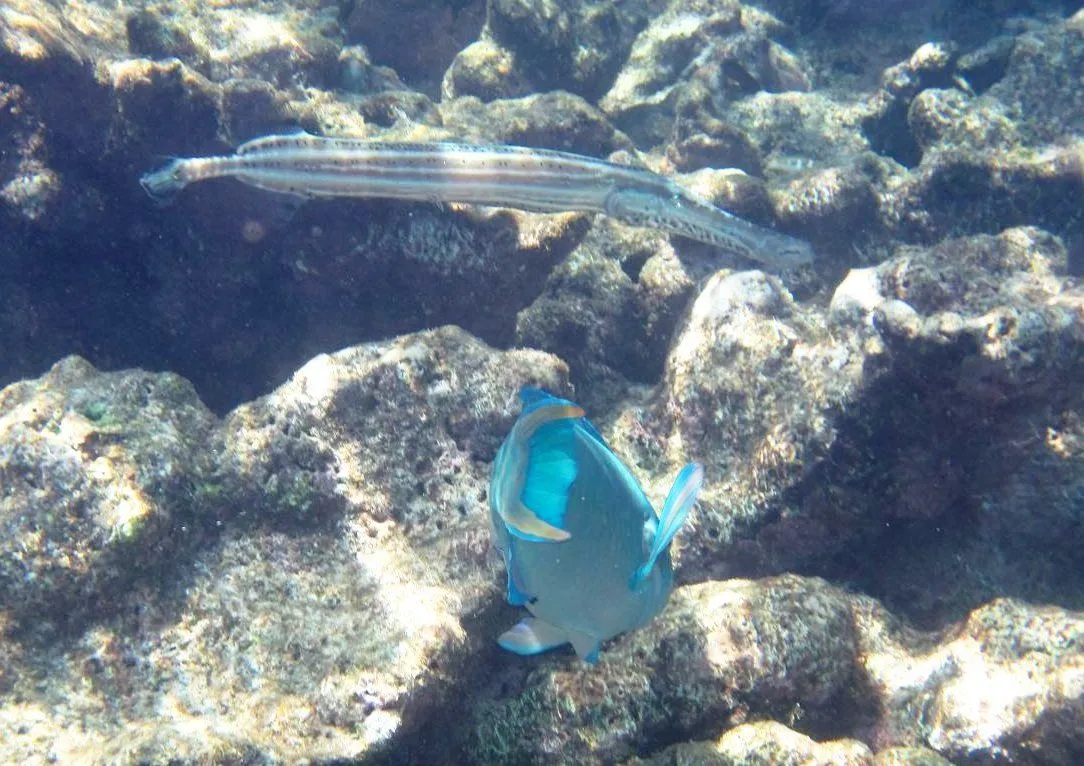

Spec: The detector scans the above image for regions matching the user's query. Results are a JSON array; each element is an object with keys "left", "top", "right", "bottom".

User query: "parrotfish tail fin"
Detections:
[
  {"left": 498, "top": 617, "right": 568, "bottom": 656},
  {"left": 140, "top": 159, "right": 189, "bottom": 204},
  {"left": 631, "top": 463, "right": 704, "bottom": 588},
  {"left": 501, "top": 389, "right": 584, "bottom": 543}
]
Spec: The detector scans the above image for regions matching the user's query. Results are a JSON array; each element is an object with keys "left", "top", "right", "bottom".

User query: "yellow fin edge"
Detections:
[{"left": 502, "top": 402, "right": 584, "bottom": 542}]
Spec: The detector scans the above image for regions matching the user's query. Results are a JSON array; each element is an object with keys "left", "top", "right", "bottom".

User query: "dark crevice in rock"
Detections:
[
  {"left": 861, "top": 101, "right": 925, "bottom": 169},
  {"left": 1, "top": 187, "right": 581, "bottom": 414},
  {"left": 777, "top": 332, "right": 1084, "bottom": 631}
]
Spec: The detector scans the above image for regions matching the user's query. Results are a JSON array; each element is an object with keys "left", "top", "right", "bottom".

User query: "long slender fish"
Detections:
[{"left": 141, "top": 133, "right": 814, "bottom": 269}]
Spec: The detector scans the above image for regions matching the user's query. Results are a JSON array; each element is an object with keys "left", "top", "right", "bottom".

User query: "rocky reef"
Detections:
[{"left": 1, "top": 0, "right": 1082, "bottom": 763}]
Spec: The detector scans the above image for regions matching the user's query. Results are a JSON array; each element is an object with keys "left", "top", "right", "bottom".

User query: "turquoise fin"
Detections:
[
  {"left": 631, "top": 463, "right": 704, "bottom": 588},
  {"left": 498, "top": 617, "right": 568, "bottom": 656},
  {"left": 520, "top": 418, "right": 577, "bottom": 528},
  {"left": 501, "top": 391, "right": 584, "bottom": 543}
]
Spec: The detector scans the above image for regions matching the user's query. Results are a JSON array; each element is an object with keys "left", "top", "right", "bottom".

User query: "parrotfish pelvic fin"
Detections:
[
  {"left": 631, "top": 463, "right": 704, "bottom": 588},
  {"left": 498, "top": 617, "right": 568, "bottom": 656},
  {"left": 502, "top": 399, "right": 584, "bottom": 543},
  {"left": 569, "top": 631, "right": 602, "bottom": 664}
]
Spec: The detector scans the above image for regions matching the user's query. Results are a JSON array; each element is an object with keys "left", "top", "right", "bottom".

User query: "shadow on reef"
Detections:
[
  {"left": 0, "top": 329, "right": 580, "bottom": 762},
  {"left": 767, "top": 0, "right": 1080, "bottom": 45},
  {"left": 0, "top": 171, "right": 580, "bottom": 415},
  {"left": 754, "top": 321, "right": 1084, "bottom": 630},
  {"left": 376, "top": 582, "right": 869, "bottom": 764}
]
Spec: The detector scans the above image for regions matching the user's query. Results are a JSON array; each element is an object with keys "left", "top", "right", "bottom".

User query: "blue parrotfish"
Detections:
[{"left": 490, "top": 387, "right": 704, "bottom": 663}]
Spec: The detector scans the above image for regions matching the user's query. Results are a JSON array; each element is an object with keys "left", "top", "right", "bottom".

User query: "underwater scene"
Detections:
[{"left": 1, "top": 0, "right": 1082, "bottom": 762}]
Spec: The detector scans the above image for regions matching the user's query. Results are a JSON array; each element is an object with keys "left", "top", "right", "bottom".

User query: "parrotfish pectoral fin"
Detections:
[
  {"left": 503, "top": 498, "right": 573, "bottom": 542},
  {"left": 568, "top": 631, "right": 602, "bottom": 664},
  {"left": 501, "top": 392, "right": 584, "bottom": 543},
  {"left": 631, "top": 463, "right": 704, "bottom": 588},
  {"left": 520, "top": 418, "right": 577, "bottom": 524},
  {"left": 498, "top": 618, "right": 569, "bottom": 656}
]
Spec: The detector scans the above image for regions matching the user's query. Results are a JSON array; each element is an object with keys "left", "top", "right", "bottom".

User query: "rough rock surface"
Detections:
[
  {"left": 444, "top": 0, "right": 664, "bottom": 103},
  {"left": 3, "top": 0, "right": 1081, "bottom": 411},
  {"left": 0, "top": 328, "right": 572, "bottom": 761},
  {"left": 599, "top": 0, "right": 812, "bottom": 147},
  {"left": 1, "top": 0, "right": 1082, "bottom": 762},
  {"left": 857, "top": 596, "right": 1084, "bottom": 763},
  {"left": 635, "top": 721, "right": 879, "bottom": 766},
  {"left": 2, "top": 265, "right": 1081, "bottom": 762},
  {"left": 0, "top": 357, "right": 217, "bottom": 639},
  {"left": 636, "top": 226, "right": 1082, "bottom": 629},
  {"left": 457, "top": 576, "right": 1084, "bottom": 764}
]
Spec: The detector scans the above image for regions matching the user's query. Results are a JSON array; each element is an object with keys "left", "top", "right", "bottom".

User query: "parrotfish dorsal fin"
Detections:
[
  {"left": 501, "top": 389, "right": 583, "bottom": 542},
  {"left": 631, "top": 463, "right": 704, "bottom": 588}
]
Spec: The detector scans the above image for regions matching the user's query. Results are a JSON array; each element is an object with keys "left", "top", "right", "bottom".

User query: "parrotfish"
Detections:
[{"left": 490, "top": 388, "right": 704, "bottom": 663}]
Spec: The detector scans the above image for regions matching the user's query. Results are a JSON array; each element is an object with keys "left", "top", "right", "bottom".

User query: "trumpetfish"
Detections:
[{"left": 141, "top": 133, "right": 814, "bottom": 270}]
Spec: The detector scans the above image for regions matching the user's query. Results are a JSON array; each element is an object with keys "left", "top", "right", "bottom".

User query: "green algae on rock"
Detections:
[
  {"left": 1, "top": 0, "right": 1083, "bottom": 761},
  {"left": 0, "top": 356, "right": 218, "bottom": 638}
]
